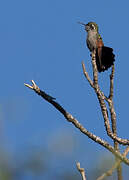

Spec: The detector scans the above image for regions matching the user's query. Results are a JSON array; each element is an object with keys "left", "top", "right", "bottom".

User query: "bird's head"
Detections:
[
  {"left": 86, "top": 22, "right": 98, "bottom": 32},
  {"left": 78, "top": 21, "right": 98, "bottom": 32}
]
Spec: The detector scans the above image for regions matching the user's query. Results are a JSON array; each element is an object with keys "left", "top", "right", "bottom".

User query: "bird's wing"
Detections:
[{"left": 96, "top": 36, "right": 104, "bottom": 71}]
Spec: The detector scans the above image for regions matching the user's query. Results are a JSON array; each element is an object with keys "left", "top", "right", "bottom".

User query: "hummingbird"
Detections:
[{"left": 78, "top": 22, "right": 115, "bottom": 72}]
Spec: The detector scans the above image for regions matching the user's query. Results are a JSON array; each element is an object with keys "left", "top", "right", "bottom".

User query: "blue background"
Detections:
[{"left": 0, "top": 0, "right": 129, "bottom": 179}]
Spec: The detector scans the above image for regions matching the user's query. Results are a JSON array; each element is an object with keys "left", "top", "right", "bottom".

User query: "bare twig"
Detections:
[
  {"left": 109, "top": 65, "right": 115, "bottom": 100},
  {"left": 82, "top": 61, "right": 107, "bottom": 100},
  {"left": 82, "top": 52, "right": 127, "bottom": 179},
  {"left": 82, "top": 61, "right": 94, "bottom": 88},
  {"left": 82, "top": 57, "right": 129, "bottom": 146},
  {"left": 107, "top": 65, "right": 122, "bottom": 179},
  {"left": 24, "top": 80, "right": 129, "bottom": 165},
  {"left": 90, "top": 52, "right": 122, "bottom": 179},
  {"left": 91, "top": 51, "right": 99, "bottom": 89},
  {"left": 76, "top": 162, "right": 87, "bottom": 180},
  {"left": 97, "top": 146, "right": 129, "bottom": 180},
  {"left": 107, "top": 66, "right": 117, "bottom": 138}
]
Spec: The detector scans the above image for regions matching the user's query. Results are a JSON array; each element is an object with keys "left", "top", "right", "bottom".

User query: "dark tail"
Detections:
[{"left": 96, "top": 46, "right": 115, "bottom": 72}]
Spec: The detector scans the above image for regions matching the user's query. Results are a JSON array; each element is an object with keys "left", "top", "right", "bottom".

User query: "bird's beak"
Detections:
[{"left": 77, "top": 21, "right": 86, "bottom": 26}]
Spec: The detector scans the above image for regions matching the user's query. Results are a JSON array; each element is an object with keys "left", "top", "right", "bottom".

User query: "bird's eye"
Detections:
[{"left": 91, "top": 24, "right": 95, "bottom": 29}]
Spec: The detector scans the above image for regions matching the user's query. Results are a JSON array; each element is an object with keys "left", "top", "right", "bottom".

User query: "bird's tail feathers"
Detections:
[{"left": 96, "top": 46, "right": 115, "bottom": 72}]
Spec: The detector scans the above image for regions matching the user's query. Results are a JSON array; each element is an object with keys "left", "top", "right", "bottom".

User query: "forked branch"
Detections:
[
  {"left": 97, "top": 146, "right": 129, "bottom": 180},
  {"left": 82, "top": 54, "right": 129, "bottom": 146},
  {"left": 24, "top": 80, "right": 129, "bottom": 165}
]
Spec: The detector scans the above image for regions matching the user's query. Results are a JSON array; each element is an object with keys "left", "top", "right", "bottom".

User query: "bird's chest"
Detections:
[{"left": 86, "top": 31, "right": 98, "bottom": 51}]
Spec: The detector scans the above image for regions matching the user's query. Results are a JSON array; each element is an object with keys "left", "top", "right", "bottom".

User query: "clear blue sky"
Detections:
[{"left": 0, "top": 0, "right": 129, "bottom": 179}]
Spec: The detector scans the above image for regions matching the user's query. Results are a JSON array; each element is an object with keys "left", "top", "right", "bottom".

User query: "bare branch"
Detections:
[
  {"left": 82, "top": 53, "right": 129, "bottom": 146},
  {"left": 24, "top": 80, "right": 129, "bottom": 165},
  {"left": 82, "top": 61, "right": 94, "bottom": 88},
  {"left": 82, "top": 61, "right": 107, "bottom": 100},
  {"left": 107, "top": 66, "right": 122, "bottom": 179},
  {"left": 82, "top": 52, "right": 122, "bottom": 178},
  {"left": 97, "top": 146, "right": 129, "bottom": 180},
  {"left": 107, "top": 69, "right": 119, "bottom": 155},
  {"left": 107, "top": 66, "right": 117, "bottom": 139},
  {"left": 109, "top": 65, "right": 114, "bottom": 96},
  {"left": 109, "top": 64, "right": 115, "bottom": 100},
  {"left": 76, "top": 162, "right": 87, "bottom": 180},
  {"left": 91, "top": 51, "right": 98, "bottom": 89},
  {"left": 89, "top": 53, "right": 122, "bottom": 178}
]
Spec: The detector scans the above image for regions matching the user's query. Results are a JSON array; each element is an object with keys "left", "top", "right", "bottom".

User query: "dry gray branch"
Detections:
[
  {"left": 82, "top": 52, "right": 122, "bottom": 179},
  {"left": 109, "top": 64, "right": 114, "bottom": 100},
  {"left": 97, "top": 146, "right": 129, "bottom": 180},
  {"left": 82, "top": 62, "right": 94, "bottom": 88},
  {"left": 107, "top": 65, "right": 122, "bottom": 179},
  {"left": 76, "top": 162, "right": 87, "bottom": 180},
  {"left": 82, "top": 55, "right": 129, "bottom": 146},
  {"left": 24, "top": 80, "right": 129, "bottom": 165},
  {"left": 24, "top": 51, "right": 129, "bottom": 180}
]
